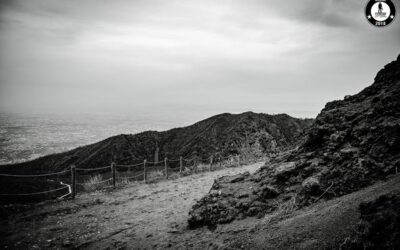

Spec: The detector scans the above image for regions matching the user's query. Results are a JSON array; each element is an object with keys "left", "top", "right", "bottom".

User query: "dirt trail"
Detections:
[
  {"left": 2, "top": 163, "right": 400, "bottom": 249},
  {"left": 1, "top": 162, "right": 264, "bottom": 249}
]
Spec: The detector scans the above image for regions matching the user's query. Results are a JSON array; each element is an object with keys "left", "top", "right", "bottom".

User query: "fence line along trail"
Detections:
[
  {"left": 0, "top": 162, "right": 264, "bottom": 249},
  {"left": 0, "top": 154, "right": 265, "bottom": 200}
]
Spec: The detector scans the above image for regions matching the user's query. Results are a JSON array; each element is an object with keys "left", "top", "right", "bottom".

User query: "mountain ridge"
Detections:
[{"left": 0, "top": 111, "right": 312, "bottom": 174}]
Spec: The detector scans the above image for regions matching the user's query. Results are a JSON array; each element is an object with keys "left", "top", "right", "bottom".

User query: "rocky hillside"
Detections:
[
  {"left": 188, "top": 54, "right": 400, "bottom": 228},
  {"left": 0, "top": 112, "right": 311, "bottom": 201}
]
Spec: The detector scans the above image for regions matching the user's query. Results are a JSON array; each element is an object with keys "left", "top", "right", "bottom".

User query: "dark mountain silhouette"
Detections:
[
  {"left": 0, "top": 112, "right": 312, "bottom": 202},
  {"left": 188, "top": 54, "right": 400, "bottom": 229}
]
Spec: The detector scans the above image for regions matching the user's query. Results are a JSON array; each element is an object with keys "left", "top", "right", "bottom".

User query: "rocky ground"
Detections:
[
  {"left": 1, "top": 161, "right": 399, "bottom": 249},
  {"left": 188, "top": 54, "right": 400, "bottom": 230},
  {"left": 215, "top": 174, "right": 400, "bottom": 250}
]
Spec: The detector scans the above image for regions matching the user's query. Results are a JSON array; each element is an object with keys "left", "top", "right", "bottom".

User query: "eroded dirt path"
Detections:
[
  {"left": 1, "top": 163, "right": 264, "bottom": 249},
  {"left": 2, "top": 164, "right": 400, "bottom": 250}
]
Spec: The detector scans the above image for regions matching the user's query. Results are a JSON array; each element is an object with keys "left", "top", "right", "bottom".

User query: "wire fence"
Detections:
[
  {"left": 116, "top": 162, "right": 143, "bottom": 168},
  {"left": 76, "top": 166, "right": 110, "bottom": 171},
  {"left": 0, "top": 169, "right": 69, "bottom": 178},
  {"left": 0, "top": 186, "right": 68, "bottom": 196},
  {"left": 0, "top": 154, "right": 263, "bottom": 202}
]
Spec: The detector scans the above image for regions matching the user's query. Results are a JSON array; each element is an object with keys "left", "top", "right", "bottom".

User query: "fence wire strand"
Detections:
[
  {"left": 0, "top": 169, "right": 69, "bottom": 178},
  {"left": 116, "top": 162, "right": 143, "bottom": 168},
  {"left": 75, "top": 165, "right": 110, "bottom": 171},
  {"left": 146, "top": 160, "right": 164, "bottom": 164},
  {"left": 0, "top": 186, "right": 68, "bottom": 196},
  {"left": 167, "top": 158, "right": 181, "bottom": 162}
]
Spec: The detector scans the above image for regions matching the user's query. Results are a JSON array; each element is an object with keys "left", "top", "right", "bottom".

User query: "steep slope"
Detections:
[
  {"left": 0, "top": 112, "right": 311, "bottom": 200},
  {"left": 188, "top": 54, "right": 400, "bottom": 228}
]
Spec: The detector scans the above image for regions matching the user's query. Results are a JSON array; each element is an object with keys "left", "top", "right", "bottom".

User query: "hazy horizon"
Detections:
[{"left": 0, "top": 110, "right": 312, "bottom": 165}]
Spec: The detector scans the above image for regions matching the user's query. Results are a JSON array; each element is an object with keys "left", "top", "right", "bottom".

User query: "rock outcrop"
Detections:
[{"left": 188, "top": 54, "right": 400, "bottom": 229}]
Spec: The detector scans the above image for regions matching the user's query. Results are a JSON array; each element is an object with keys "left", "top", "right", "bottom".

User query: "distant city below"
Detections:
[{"left": 0, "top": 112, "right": 190, "bottom": 165}]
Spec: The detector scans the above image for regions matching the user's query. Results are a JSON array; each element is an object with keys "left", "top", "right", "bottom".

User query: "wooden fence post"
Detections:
[
  {"left": 209, "top": 156, "right": 213, "bottom": 171},
  {"left": 143, "top": 159, "right": 147, "bottom": 183},
  {"left": 179, "top": 156, "right": 183, "bottom": 175},
  {"left": 164, "top": 157, "right": 169, "bottom": 179},
  {"left": 71, "top": 165, "right": 76, "bottom": 199},
  {"left": 111, "top": 162, "right": 116, "bottom": 188}
]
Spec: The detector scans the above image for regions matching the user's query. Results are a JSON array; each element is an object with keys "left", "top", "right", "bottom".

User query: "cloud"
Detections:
[{"left": 0, "top": 0, "right": 399, "bottom": 120}]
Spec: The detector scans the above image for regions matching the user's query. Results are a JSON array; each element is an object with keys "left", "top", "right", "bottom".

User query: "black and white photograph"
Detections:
[{"left": 0, "top": 0, "right": 399, "bottom": 249}]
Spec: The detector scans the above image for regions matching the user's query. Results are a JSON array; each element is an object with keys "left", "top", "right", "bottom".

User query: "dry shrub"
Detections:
[
  {"left": 220, "top": 156, "right": 240, "bottom": 168},
  {"left": 197, "top": 163, "right": 212, "bottom": 172},
  {"left": 168, "top": 172, "right": 180, "bottom": 179},
  {"left": 118, "top": 172, "right": 144, "bottom": 185},
  {"left": 83, "top": 174, "right": 108, "bottom": 191},
  {"left": 119, "top": 177, "right": 139, "bottom": 185},
  {"left": 118, "top": 177, "right": 130, "bottom": 185},
  {"left": 147, "top": 169, "right": 165, "bottom": 180},
  {"left": 181, "top": 167, "right": 192, "bottom": 176},
  {"left": 262, "top": 194, "right": 298, "bottom": 225}
]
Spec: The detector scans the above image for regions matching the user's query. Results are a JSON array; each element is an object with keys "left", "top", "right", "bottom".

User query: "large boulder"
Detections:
[{"left": 302, "top": 176, "right": 321, "bottom": 194}]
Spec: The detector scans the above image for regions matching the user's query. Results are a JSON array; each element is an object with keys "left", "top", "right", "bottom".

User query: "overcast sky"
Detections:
[{"left": 0, "top": 0, "right": 399, "bottom": 122}]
